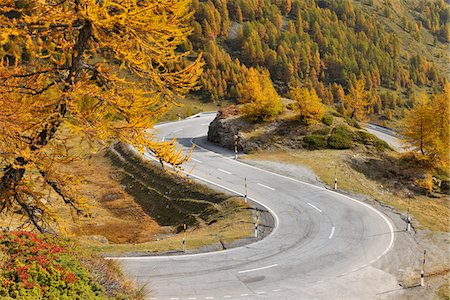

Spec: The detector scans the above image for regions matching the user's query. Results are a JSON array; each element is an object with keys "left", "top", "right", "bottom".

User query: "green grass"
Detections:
[{"left": 245, "top": 150, "right": 450, "bottom": 232}]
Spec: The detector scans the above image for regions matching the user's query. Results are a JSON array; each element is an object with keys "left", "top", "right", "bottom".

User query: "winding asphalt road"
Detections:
[{"left": 115, "top": 114, "right": 399, "bottom": 299}]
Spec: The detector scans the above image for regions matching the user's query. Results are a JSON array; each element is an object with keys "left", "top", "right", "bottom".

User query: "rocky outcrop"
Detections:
[
  {"left": 207, "top": 111, "right": 308, "bottom": 153},
  {"left": 208, "top": 114, "right": 250, "bottom": 150}
]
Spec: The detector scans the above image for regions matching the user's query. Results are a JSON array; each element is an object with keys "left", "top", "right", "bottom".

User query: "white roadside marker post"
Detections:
[
  {"left": 406, "top": 211, "right": 411, "bottom": 232},
  {"left": 244, "top": 177, "right": 248, "bottom": 203},
  {"left": 254, "top": 211, "right": 260, "bottom": 238},
  {"left": 334, "top": 165, "right": 337, "bottom": 190},
  {"left": 182, "top": 224, "right": 187, "bottom": 253},
  {"left": 421, "top": 250, "right": 426, "bottom": 287}
]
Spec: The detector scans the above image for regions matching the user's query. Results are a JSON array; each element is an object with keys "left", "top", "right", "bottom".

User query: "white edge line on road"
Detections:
[
  {"left": 237, "top": 263, "right": 278, "bottom": 274},
  {"left": 328, "top": 226, "right": 335, "bottom": 239},
  {"left": 188, "top": 125, "right": 395, "bottom": 264},
  {"left": 218, "top": 168, "right": 232, "bottom": 175},
  {"left": 191, "top": 158, "right": 202, "bottom": 163},
  {"left": 307, "top": 202, "right": 322, "bottom": 213},
  {"left": 112, "top": 116, "right": 394, "bottom": 266},
  {"left": 257, "top": 183, "right": 275, "bottom": 190},
  {"left": 107, "top": 150, "right": 279, "bottom": 260},
  {"left": 172, "top": 129, "right": 183, "bottom": 133}
]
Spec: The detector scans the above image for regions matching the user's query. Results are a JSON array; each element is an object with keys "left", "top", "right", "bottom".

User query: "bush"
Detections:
[
  {"left": 344, "top": 116, "right": 361, "bottom": 129},
  {"left": 321, "top": 114, "right": 333, "bottom": 126},
  {"left": 0, "top": 231, "right": 134, "bottom": 299},
  {"left": 328, "top": 125, "right": 354, "bottom": 149},
  {"left": 303, "top": 134, "right": 328, "bottom": 150},
  {"left": 313, "top": 128, "right": 331, "bottom": 136},
  {"left": 354, "top": 131, "right": 391, "bottom": 151}
]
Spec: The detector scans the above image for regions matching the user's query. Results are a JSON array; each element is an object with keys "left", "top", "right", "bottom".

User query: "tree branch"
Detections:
[{"left": 39, "top": 170, "right": 86, "bottom": 217}]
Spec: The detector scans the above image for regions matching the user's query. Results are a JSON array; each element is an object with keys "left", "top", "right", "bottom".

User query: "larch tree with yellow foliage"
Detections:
[
  {"left": 239, "top": 67, "right": 282, "bottom": 121},
  {"left": 289, "top": 87, "right": 325, "bottom": 124},
  {"left": 401, "top": 93, "right": 434, "bottom": 156},
  {"left": 0, "top": 0, "right": 202, "bottom": 232},
  {"left": 345, "top": 78, "right": 370, "bottom": 120},
  {"left": 402, "top": 85, "right": 450, "bottom": 168}
]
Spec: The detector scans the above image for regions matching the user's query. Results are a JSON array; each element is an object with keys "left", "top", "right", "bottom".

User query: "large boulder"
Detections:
[{"left": 208, "top": 113, "right": 246, "bottom": 150}]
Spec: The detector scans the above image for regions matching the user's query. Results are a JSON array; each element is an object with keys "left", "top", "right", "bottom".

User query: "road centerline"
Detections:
[
  {"left": 218, "top": 168, "right": 232, "bottom": 175},
  {"left": 257, "top": 183, "right": 275, "bottom": 190},
  {"left": 307, "top": 202, "right": 322, "bottom": 213},
  {"left": 237, "top": 263, "right": 278, "bottom": 274},
  {"left": 328, "top": 226, "right": 335, "bottom": 239}
]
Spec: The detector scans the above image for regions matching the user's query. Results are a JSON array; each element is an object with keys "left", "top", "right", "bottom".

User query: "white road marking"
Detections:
[
  {"left": 108, "top": 151, "right": 280, "bottom": 260},
  {"left": 188, "top": 298, "right": 197, "bottom": 300},
  {"left": 238, "top": 263, "right": 278, "bottom": 274},
  {"left": 218, "top": 168, "right": 232, "bottom": 175},
  {"left": 328, "top": 226, "right": 335, "bottom": 239},
  {"left": 162, "top": 137, "right": 165, "bottom": 141},
  {"left": 240, "top": 294, "right": 248, "bottom": 297},
  {"left": 189, "top": 129, "right": 395, "bottom": 262},
  {"left": 223, "top": 296, "right": 231, "bottom": 299},
  {"left": 170, "top": 298, "right": 179, "bottom": 300},
  {"left": 201, "top": 123, "right": 210, "bottom": 125},
  {"left": 307, "top": 203, "right": 322, "bottom": 213},
  {"left": 173, "top": 129, "right": 183, "bottom": 133},
  {"left": 191, "top": 158, "right": 202, "bottom": 163},
  {"left": 256, "top": 291, "right": 266, "bottom": 294},
  {"left": 257, "top": 183, "right": 275, "bottom": 190},
  {"left": 205, "top": 297, "right": 214, "bottom": 299},
  {"left": 272, "top": 289, "right": 280, "bottom": 292}
]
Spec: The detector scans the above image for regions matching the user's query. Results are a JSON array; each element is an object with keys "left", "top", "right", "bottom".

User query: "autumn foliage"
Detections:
[
  {"left": 401, "top": 83, "right": 450, "bottom": 168},
  {"left": 0, "top": 0, "right": 202, "bottom": 231},
  {"left": 240, "top": 68, "right": 282, "bottom": 121},
  {"left": 289, "top": 87, "right": 325, "bottom": 124}
]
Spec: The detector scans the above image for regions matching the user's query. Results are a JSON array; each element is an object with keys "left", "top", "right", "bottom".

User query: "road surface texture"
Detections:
[{"left": 116, "top": 114, "right": 402, "bottom": 300}]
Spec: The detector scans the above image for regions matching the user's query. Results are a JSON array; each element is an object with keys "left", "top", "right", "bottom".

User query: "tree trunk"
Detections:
[{"left": 0, "top": 20, "right": 92, "bottom": 232}]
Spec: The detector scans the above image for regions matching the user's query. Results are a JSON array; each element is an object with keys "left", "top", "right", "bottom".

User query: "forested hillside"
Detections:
[{"left": 184, "top": 0, "right": 449, "bottom": 123}]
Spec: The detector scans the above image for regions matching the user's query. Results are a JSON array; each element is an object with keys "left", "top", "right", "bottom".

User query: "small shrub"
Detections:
[
  {"left": 321, "top": 114, "right": 333, "bottom": 126},
  {"left": 328, "top": 125, "right": 354, "bottom": 149},
  {"left": 0, "top": 231, "right": 135, "bottom": 299},
  {"left": 354, "top": 131, "right": 391, "bottom": 151},
  {"left": 313, "top": 128, "right": 331, "bottom": 136},
  {"left": 344, "top": 116, "right": 361, "bottom": 129},
  {"left": 303, "top": 134, "right": 328, "bottom": 150}
]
